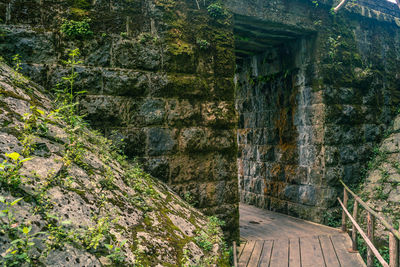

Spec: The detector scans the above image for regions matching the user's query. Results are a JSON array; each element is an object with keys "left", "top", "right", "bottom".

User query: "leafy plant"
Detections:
[
  {"left": 207, "top": 3, "right": 227, "bottom": 18},
  {"left": 0, "top": 152, "right": 31, "bottom": 191},
  {"left": 1, "top": 225, "right": 44, "bottom": 266},
  {"left": 60, "top": 19, "right": 93, "bottom": 39},
  {"left": 196, "top": 39, "right": 210, "bottom": 50},
  {"left": 194, "top": 216, "right": 225, "bottom": 252},
  {"left": 12, "top": 54, "right": 22, "bottom": 73},
  {"left": 62, "top": 48, "right": 84, "bottom": 104},
  {"left": 0, "top": 195, "right": 46, "bottom": 267},
  {"left": 11, "top": 54, "right": 25, "bottom": 86},
  {"left": 105, "top": 240, "right": 127, "bottom": 264},
  {"left": 82, "top": 216, "right": 114, "bottom": 250},
  {"left": 21, "top": 106, "right": 48, "bottom": 156},
  {"left": 0, "top": 196, "right": 23, "bottom": 235}
]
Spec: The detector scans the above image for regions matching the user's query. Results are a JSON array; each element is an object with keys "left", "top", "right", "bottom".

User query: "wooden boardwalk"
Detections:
[{"left": 238, "top": 203, "right": 366, "bottom": 267}]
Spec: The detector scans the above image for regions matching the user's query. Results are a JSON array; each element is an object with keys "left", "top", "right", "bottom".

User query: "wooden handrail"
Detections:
[
  {"left": 338, "top": 198, "right": 388, "bottom": 266},
  {"left": 339, "top": 180, "right": 400, "bottom": 240},
  {"left": 339, "top": 180, "right": 399, "bottom": 267}
]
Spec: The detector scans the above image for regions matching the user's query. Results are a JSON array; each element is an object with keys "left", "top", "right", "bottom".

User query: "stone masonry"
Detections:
[
  {"left": 1, "top": 0, "right": 400, "bottom": 233},
  {"left": 229, "top": 0, "right": 400, "bottom": 222},
  {"left": 0, "top": 0, "right": 239, "bottom": 240}
]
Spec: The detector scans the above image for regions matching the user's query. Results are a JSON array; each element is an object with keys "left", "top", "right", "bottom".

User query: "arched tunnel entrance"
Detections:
[{"left": 233, "top": 14, "right": 325, "bottom": 221}]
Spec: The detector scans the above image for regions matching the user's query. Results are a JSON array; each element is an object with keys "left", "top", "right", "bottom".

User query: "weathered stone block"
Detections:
[
  {"left": 147, "top": 127, "right": 176, "bottom": 156},
  {"left": 49, "top": 66, "right": 102, "bottom": 94},
  {"left": 107, "top": 128, "right": 146, "bottom": 157},
  {"left": 152, "top": 74, "right": 210, "bottom": 98},
  {"left": 144, "top": 157, "right": 170, "bottom": 183},
  {"left": 166, "top": 99, "right": 201, "bottom": 124},
  {"left": 102, "top": 69, "right": 149, "bottom": 96},
  {"left": 178, "top": 127, "right": 235, "bottom": 152},
  {"left": 201, "top": 101, "right": 236, "bottom": 127},
  {"left": 283, "top": 184, "right": 316, "bottom": 206},
  {"left": 269, "top": 197, "right": 288, "bottom": 213},
  {"left": 140, "top": 98, "right": 165, "bottom": 125},
  {"left": 79, "top": 95, "right": 136, "bottom": 126},
  {"left": 0, "top": 26, "right": 56, "bottom": 64},
  {"left": 339, "top": 145, "right": 358, "bottom": 163},
  {"left": 112, "top": 40, "right": 161, "bottom": 70}
]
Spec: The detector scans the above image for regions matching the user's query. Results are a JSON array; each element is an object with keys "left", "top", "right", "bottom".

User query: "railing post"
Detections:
[
  {"left": 351, "top": 201, "right": 358, "bottom": 252},
  {"left": 341, "top": 188, "right": 348, "bottom": 233},
  {"left": 233, "top": 241, "right": 238, "bottom": 267},
  {"left": 367, "top": 212, "right": 375, "bottom": 267},
  {"left": 389, "top": 223, "right": 399, "bottom": 267}
]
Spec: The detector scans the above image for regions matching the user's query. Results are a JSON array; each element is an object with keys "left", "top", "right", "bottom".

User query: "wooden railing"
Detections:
[{"left": 338, "top": 180, "right": 400, "bottom": 267}]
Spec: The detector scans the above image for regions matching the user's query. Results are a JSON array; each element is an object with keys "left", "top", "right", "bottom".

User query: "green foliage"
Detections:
[
  {"left": 327, "top": 35, "right": 342, "bottom": 62},
  {"left": 12, "top": 54, "right": 22, "bottom": 73},
  {"left": 0, "top": 152, "right": 31, "bottom": 191},
  {"left": 1, "top": 225, "right": 45, "bottom": 266},
  {"left": 0, "top": 196, "right": 23, "bottom": 235},
  {"left": 70, "top": 0, "right": 91, "bottom": 9},
  {"left": 82, "top": 216, "right": 113, "bottom": 250},
  {"left": 357, "top": 236, "right": 390, "bottom": 267},
  {"left": 196, "top": 39, "right": 210, "bottom": 50},
  {"left": 21, "top": 106, "right": 48, "bottom": 156},
  {"left": 207, "top": 3, "right": 227, "bottom": 18},
  {"left": 0, "top": 197, "right": 47, "bottom": 266},
  {"left": 60, "top": 19, "right": 93, "bottom": 39},
  {"left": 11, "top": 54, "right": 25, "bottom": 87},
  {"left": 99, "top": 166, "right": 117, "bottom": 190},
  {"left": 105, "top": 240, "right": 127, "bottom": 264},
  {"left": 61, "top": 48, "right": 84, "bottom": 104},
  {"left": 132, "top": 240, "right": 145, "bottom": 267},
  {"left": 194, "top": 216, "right": 225, "bottom": 252},
  {"left": 44, "top": 213, "right": 73, "bottom": 250},
  {"left": 183, "top": 192, "right": 198, "bottom": 206},
  {"left": 0, "top": 22, "right": 9, "bottom": 37},
  {"left": 322, "top": 209, "right": 341, "bottom": 227},
  {"left": 373, "top": 184, "right": 389, "bottom": 200}
]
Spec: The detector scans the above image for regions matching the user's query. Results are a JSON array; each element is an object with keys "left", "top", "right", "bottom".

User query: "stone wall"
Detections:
[
  {"left": 231, "top": 0, "right": 400, "bottom": 222},
  {"left": 0, "top": 0, "right": 239, "bottom": 240},
  {"left": 2, "top": 0, "right": 400, "bottom": 231}
]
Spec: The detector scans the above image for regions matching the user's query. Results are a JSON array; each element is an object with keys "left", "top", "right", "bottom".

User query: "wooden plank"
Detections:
[
  {"left": 289, "top": 237, "right": 301, "bottom": 267},
  {"left": 238, "top": 240, "right": 255, "bottom": 267},
  {"left": 258, "top": 240, "right": 273, "bottom": 267},
  {"left": 247, "top": 241, "right": 264, "bottom": 267},
  {"left": 238, "top": 241, "right": 246, "bottom": 258},
  {"left": 270, "top": 238, "right": 289, "bottom": 267},
  {"left": 300, "top": 236, "right": 325, "bottom": 267},
  {"left": 319, "top": 235, "right": 340, "bottom": 267},
  {"left": 331, "top": 234, "right": 366, "bottom": 267}
]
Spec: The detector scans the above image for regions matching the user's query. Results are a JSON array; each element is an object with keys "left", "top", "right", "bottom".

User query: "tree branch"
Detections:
[
  {"left": 333, "top": 0, "right": 350, "bottom": 13},
  {"left": 194, "top": 0, "right": 200, "bottom": 9}
]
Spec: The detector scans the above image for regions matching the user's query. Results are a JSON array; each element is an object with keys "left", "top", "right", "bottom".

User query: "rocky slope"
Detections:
[
  {"left": 0, "top": 60, "right": 229, "bottom": 266},
  {"left": 358, "top": 115, "right": 400, "bottom": 244}
]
